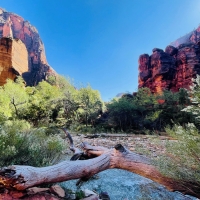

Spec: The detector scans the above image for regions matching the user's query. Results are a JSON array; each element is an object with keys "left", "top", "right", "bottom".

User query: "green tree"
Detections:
[
  {"left": 156, "top": 89, "right": 192, "bottom": 129},
  {"left": 0, "top": 77, "right": 28, "bottom": 118},
  {"left": 23, "top": 81, "right": 62, "bottom": 126},
  {"left": 77, "top": 85, "right": 103, "bottom": 126},
  {"left": 106, "top": 96, "right": 135, "bottom": 131},
  {"left": 132, "top": 88, "right": 158, "bottom": 130},
  {"left": 47, "top": 75, "right": 76, "bottom": 93},
  {"left": 47, "top": 75, "right": 80, "bottom": 127},
  {"left": 0, "top": 92, "right": 11, "bottom": 122},
  {"left": 106, "top": 88, "right": 158, "bottom": 132}
]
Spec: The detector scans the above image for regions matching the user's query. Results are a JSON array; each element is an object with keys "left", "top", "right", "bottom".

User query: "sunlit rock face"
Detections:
[
  {"left": 176, "top": 43, "right": 200, "bottom": 90},
  {"left": 138, "top": 54, "right": 151, "bottom": 88},
  {"left": 151, "top": 48, "right": 176, "bottom": 93},
  {"left": 0, "top": 37, "right": 28, "bottom": 85},
  {"left": 138, "top": 25, "right": 200, "bottom": 93},
  {"left": 0, "top": 8, "right": 55, "bottom": 86},
  {"left": 138, "top": 48, "right": 176, "bottom": 93}
]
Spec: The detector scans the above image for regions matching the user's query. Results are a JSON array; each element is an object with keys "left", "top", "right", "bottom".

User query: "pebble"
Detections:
[{"left": 71, "top": 134, "right": 169, "bottom": 161}]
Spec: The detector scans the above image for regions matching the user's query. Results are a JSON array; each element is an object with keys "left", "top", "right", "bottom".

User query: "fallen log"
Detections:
[{"left": 0, "top": 130, "right": 199, "bottom": 199}]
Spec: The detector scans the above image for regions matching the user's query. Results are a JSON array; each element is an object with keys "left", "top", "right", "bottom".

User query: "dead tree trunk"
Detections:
[{"left": 0, "top": 130, "right": 199, "bottom": 198}]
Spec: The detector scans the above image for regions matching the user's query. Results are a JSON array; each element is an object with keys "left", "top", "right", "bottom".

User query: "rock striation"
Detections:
[
  {"left": 0, "top": 37, "right": 28, "bottom": 85},
  {"left": 138, "top": 26, "right": 200, "bottom": 93},
  {"left": 0, "top": 8, "right": 55, "bottom": 86}
]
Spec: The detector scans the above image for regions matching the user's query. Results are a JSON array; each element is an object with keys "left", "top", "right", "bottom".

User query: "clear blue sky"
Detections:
[{"left": 1, "top": 0, "right": 200, "bottom": 101}]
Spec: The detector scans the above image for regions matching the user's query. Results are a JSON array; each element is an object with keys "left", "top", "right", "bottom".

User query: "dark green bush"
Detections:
[{"left": 0, "top": 120, "right": 67, "bottom": 167}]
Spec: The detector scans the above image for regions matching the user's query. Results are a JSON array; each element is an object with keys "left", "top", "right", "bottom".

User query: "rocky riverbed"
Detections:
[
  {"left": 68, "top": 133, "right": 169, "bottom": 158},
  {"left": 61, "top": 133, "right": 198, "bottom": 200}
]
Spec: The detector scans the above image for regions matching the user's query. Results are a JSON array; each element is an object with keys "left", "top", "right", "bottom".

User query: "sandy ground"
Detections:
[{"left": 67, "top": 134, "right": 173, "bottom": 159}]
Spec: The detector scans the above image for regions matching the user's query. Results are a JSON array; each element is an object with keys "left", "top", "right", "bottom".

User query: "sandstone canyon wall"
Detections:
[
  {"left": 0, "top": 37, "right": 28, "bottom": 85},
  {"left": 0, "top": 8, "right": 55, "bottom": 86},
  {"left": 138, "top": 26, "right": 200, "bottom": 93}
]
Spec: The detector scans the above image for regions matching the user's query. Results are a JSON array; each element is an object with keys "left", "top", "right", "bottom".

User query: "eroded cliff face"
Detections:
[
  {"left": 138, "top": 26, "right": 200, "bottom": 93},
  {"left": 0, "top": 8, "right": 55, "bottom": 86},
  {"left": 0, "top": 37, "right": 28, "bottom": 85}
]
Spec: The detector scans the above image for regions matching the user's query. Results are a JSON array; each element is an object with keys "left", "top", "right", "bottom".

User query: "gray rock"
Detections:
[
  {"left": 81, "top": 194, "right": 99, "bottom": 200},
  {"left": 61, "top": 169, "right": 197, "bottom": 200},
  {"left": 83, "top": 189, "right": 97, "bottom": 197},
  {"left": 50, "top": 185, "right": 65, "bottom": 198}
]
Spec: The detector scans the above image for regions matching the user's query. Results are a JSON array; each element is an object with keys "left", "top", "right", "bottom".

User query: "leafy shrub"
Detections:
[
  {"left": 69, "top": 122, "right": 96, "bottom": 134},
  {"left": 181, "top": 75, "right": 200, "bottom": 129},
  {"left": 76, "top": 190, "right": 85, "bottom": 199},
  {"left": 155, "top": 123, "right": 200, "bottom": 185},
  {"left": 0, "top": 120, "right": 67, "bottom": 167}
]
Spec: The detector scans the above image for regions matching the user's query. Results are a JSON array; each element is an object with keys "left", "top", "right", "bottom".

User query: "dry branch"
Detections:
[{"left": 0, "top": 130, "right": 199, "bottom": 199}]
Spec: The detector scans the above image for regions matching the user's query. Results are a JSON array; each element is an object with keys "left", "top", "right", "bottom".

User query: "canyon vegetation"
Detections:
[{"left": 0, "top": 7, "right": 200, "bottom": 200}]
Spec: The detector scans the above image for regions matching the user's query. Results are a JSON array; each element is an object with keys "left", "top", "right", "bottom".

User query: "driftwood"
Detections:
[{"left": 0, "top": 129, "right": 199, "bottom": 199}]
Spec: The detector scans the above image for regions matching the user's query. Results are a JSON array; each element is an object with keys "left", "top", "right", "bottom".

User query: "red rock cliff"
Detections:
[
  {"left": 0, "top": 8, "right": 55, "bottom": 86},
  {"left": 138, "top": 26, "right": 200, "bottom": 93},
  {"left": 0, "top": 37, "right": 28, "bottom": 85}
]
